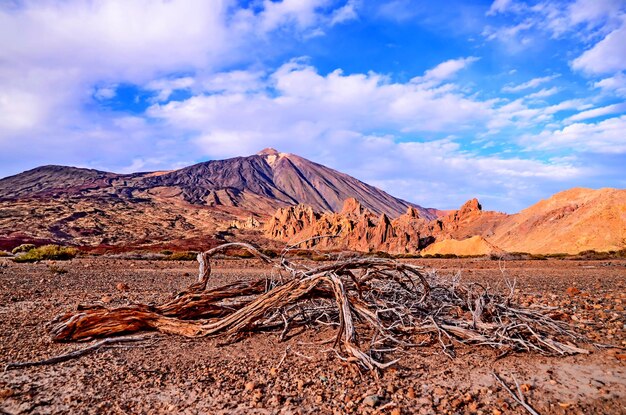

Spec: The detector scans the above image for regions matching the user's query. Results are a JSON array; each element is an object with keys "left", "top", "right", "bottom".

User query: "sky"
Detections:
[{"left": 1, "top": 0, "right": 625, "bottom": 213}]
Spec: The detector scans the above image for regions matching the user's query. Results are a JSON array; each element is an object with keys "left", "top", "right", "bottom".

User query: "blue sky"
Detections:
[{"left": 1, "top": 0, "right": 625, "bottom": 212}]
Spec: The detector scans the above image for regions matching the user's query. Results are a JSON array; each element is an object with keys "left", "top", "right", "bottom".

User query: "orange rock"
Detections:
[
  {"left": 407, "top": 387, "right": 416, "bottom": 399},
  {"left": 116, "top": 282, "right": 129, "bottom": 291},
  {"left": 566, "top": 287, "right": 581, "bottom": 296}
]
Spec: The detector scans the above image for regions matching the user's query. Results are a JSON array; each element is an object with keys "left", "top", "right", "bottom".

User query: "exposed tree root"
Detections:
[
  {"left": 19, "top": 243, "right": 589, "bottom": 372},
  {"left": 4, "top": 335, "right": 157, "bottom": 371}
]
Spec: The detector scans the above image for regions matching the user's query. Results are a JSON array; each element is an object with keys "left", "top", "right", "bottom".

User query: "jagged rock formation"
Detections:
[
  {"left": 229, "top": 216, "right": 262, "bottom": 230},
  {"left": 265, "top": 198, "right": 429, "bottom": 254},
  {"left": 264, "top": 188, "right": 626, "bottom": 255}
]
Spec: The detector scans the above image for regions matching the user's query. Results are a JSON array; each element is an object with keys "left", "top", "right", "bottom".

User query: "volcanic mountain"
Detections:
[{"left": 0, "top": 149, "right": 437, "bottom": 249}]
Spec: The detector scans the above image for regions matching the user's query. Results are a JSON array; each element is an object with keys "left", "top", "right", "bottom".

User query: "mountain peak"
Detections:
[{"left": 257, "top": 148, "right": 280, "bottom": 156}]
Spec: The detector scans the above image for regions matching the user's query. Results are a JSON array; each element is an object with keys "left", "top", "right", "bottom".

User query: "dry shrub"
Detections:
[
  {"left": 13, "top": 245, "right": 78, "bottom": 263},
  {"left": 45, "top": 243, "right": 589, "bottom": 373}
]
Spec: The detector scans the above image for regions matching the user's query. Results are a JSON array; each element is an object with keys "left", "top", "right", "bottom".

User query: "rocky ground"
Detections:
[{"left": 0, "top": 257, "right": 624, "bottom": 414}]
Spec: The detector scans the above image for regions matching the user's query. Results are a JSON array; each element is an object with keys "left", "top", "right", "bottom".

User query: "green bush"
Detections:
[
  {"left": 0, "top": 250, "right": 11, "bottom": 257},
  {"left": 164, "top": 251, "right": 198, "bottom": 261},
  {"left": 12, "top": 244, "right": 35, "bottom": 254},
  {"left": 13, "top": 245, "right": 78, "bottom": 263}
]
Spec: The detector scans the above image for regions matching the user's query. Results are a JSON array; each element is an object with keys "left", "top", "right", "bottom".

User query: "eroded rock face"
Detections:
[
  {"left": 265, "top": 188, "right": 626, "bottom": 256},
  {"left": 264, "top": 200, "right": 429, "bottom": 254},
  {"left": 264, "top": 197, "right": 506, "bottom": 255}
]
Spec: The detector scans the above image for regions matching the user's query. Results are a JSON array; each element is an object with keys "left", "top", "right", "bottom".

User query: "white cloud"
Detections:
[
  {"left": 528, "top": 115, "right": 626, "bottom": 154},
  {"left": 525, "top": 87, "right": 559, "bottom": 99},
  {"left": 93, "top": 85, "right": 117, "bottom": 101},
  {"left": 594, "top": 72, "right": 626, "bottom": 97},
  {"left": 258, "top": 0, "right": 331, "bottom": 33},
  {"left": 567, "top": 103, "right": 626, "bottom": 122},
  {"left": 146, "top": 77, "right": 195, "bottom": 103},
  {"left": 571, "top": 17, "right": 626, "bottom": 74},
  {"left": 486, "top": 0, "right": 524, "bottom": 16},
  {"left": 502, "top": 74, "right": 559, "bottom": 92},
  {"left": 418, "top": 56, "right": 479, "bottom": 82},
  {"left": 147, "top": 61, "right": 494, "bottom": 151},
  {"left": 330, "top": 0, "right": 359, "bottom": 25}
]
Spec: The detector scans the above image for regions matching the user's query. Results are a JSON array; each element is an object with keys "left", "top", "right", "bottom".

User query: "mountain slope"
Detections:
[
  {"left": 263, "top": 188, "right": 626, "bottom": 255},
  {"left": 490, "top": 187, "right": 626, "bottom": 254},
  {"left": 138, "top": 148, "right": 436, "bottom": 218},
  {"left": 0, "top": 148, "right": 437, "bottom": 249}
]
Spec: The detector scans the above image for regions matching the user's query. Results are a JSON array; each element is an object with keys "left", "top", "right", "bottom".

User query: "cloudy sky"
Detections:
[{"left": 1, "top": 0, "right": 625, "bottom": 212}]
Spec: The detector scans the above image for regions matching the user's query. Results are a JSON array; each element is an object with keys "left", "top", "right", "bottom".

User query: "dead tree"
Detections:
[{"left": 42, "top": 243, "right": 588, "bottom": 371}]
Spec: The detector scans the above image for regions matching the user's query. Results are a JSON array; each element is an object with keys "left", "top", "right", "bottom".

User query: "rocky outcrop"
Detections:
[{"left": 264, "top": 199, "right": 428, "bottom": 254}]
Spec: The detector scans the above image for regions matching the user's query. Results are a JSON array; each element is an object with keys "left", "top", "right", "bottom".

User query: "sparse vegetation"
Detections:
[
  {"left": 0, "top": 250, "right": 11, "bottom": 257},
  {"left": 12, "top": 244, "right": 35, "bottom": 254},
  {"left": 575, "top": 249, "right": 626, "bottom": 260},
  {"left": 13, "top": 245, "right": 78, "bottom": 263}
]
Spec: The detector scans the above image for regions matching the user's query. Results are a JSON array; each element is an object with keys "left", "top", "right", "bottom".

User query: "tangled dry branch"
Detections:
[{"left": 40, "top": 243, "right": 588, "bottom": 371}]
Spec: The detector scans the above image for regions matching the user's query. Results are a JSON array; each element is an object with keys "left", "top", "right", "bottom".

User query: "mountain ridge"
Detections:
[{"left": 0, "top": 149, "right": 437, "bottom": 219}]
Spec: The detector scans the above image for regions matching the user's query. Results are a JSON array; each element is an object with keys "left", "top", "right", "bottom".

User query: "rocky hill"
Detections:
[
  {"left": 264, "top": 188, "right": 626, "bottom": 255},
  {"left": 0, "top": 149, "right": 436, "bottom": 250},
  {"left": 491, "top": 187, "right": 626, "bottom": 254}
]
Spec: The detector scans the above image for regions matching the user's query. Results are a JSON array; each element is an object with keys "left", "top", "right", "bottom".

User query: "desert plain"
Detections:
[{"left": 1, "top": 256, "right": 624, "bottom": 415}]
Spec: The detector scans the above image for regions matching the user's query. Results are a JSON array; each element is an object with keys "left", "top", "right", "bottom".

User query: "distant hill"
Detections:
[{"left": 490, "top": 187, "right": 626, "bottom": 254}]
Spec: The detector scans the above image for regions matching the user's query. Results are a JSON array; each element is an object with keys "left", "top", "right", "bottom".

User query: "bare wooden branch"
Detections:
[
  {"left": 8, "top": 242, "right": 589, "bottom": 373},
  {"left": 492, "top": 372, "right": 541, "bottom": 415},
  {"left": 4, "top": 335, "right": 157, "bottom": 371}
]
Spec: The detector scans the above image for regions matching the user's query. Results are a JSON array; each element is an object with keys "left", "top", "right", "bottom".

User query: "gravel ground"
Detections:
[{"left": 0, "top": 257, "right": 625, "bottom": 414}]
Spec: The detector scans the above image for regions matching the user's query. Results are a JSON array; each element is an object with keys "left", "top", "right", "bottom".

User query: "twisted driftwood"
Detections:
[{"left": 37, "top": 243, "right": 588, "bottom": 371}]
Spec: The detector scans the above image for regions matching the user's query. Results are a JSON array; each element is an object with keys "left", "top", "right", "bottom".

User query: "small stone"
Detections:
[
  {"left": 416, "top": 397, "right": 431, "bottom": 406},
  {"left": 492, "top": 409, "right": 502, "bottom": 415},
  {"left": 432, "top": 386, "right": 446, "bottom": 397},
  {"left": 268, "top": 395, "right": 280, "bottom": 406},
  {"left": 269, "top": 367, "right": 278, "bottom": 376},
  {"left": 100, "top": 295, "right": 112, "bottom": 303},
  {"left": 245, "top": 381, "right": 257, "bottom": 391},
  {"left": 566, "top": 287, "right": 581, "bottom": 296},
  {"left": 520, "top": 384, "right": 531, "bottom": 393},
  {"left": 558, "top": 402, "right": 572, "bottom": 409},
  {"left": 391, "top": 408, "right": 401, "bottom": 415},
  {"left": 296, "top": 379, "right": 304, "bottom": 391},
  {"left": 0, "top": 388, "right": 14, "bottom": 398},
  {"left": 407, "top": 387, "right": 416, "bottom": 399},
  {"left": 362, "top": 395, "right": 381, "bottom": 407},
  {"left": 116, "top": 282, "right": 129, "bottom": 291}
]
